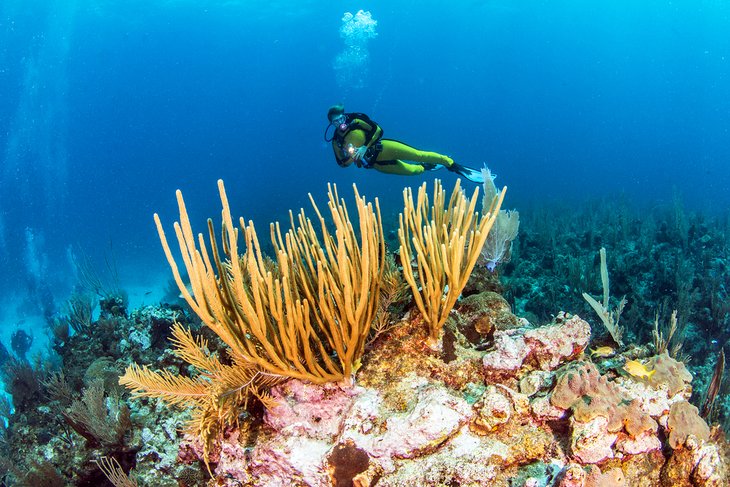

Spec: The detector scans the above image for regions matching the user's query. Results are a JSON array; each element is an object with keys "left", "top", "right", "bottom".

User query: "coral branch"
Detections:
[{"left": 398, "top": 179, "right": 505, "bottom": 347}]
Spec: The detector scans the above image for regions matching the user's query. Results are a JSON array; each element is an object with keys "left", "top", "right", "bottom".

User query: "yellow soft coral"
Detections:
[{"left": 398, "top": 178, "right": 505, "bottom": 347}]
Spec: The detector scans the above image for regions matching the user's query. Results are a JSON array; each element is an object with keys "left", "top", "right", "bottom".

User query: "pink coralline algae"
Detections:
[
  {"left": 245, "top": 434, "right": 333, "bottom": 486},
  {"left": 482, "top": 313, "right": 590, "bottom": 380},
  {"left": 265, "top": 380, "right": 364, "bottom": 440},
  {"left": 178, "top": 311, "right": 728, "bottom": 486},
  {"left": 557, "top": 464, "right": 628, "bottom": 487},
  {"left": 523, "top": 314, "right": 592, "bottom": 370},
  {"left": 363, "top": 383, "right": 472, "bottom": 460},
  {"left": 569, "top": 415, "right": 619, "bottom": 464},
  {"left": 204, "top": 375, "right": 477, "bottom": 483},
  {"left": 481, "top": 330, "right": 531, "bottom": 379}
]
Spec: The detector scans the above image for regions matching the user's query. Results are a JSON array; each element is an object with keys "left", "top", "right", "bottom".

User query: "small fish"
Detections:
[
  {"left": 179, "top": 282, "right": 195, "bottom": 299},
  {"left": 590, "top": 346, "right": 615, "bottom": 358},
  {"left": 623, "top": 360, "right": 656, "bottom": 380}
]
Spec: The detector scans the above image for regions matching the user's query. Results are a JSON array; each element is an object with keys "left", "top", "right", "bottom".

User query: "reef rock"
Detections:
[
  {"left": 177, "top": 313, "right": 728, "bottom": 486},
  {"left": 482, "top": 313, "right": 590, "bottom": 380}
]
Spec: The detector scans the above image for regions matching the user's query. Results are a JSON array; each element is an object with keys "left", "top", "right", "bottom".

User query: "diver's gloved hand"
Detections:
[{"left": 353, "top": 146, "right": 368, "bottom": 161}]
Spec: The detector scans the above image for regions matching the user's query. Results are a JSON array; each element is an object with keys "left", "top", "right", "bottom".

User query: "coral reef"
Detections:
[
  {"left": 0, "top": 301, "right": 197, "bottom": 486},
  {"left": 2, "top": 185, "right": 730, "bottom": 486},
  {"left": 176, "top": 306, "right": 728, "bottom": 486}
]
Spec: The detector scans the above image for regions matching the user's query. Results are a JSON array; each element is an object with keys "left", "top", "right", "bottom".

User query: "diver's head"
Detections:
[
  {"left": 324, "top": 104, "right": 347, "bottom": 142},
  {"left": 328, "top": 104, "right": 346, "bottom": 125}
]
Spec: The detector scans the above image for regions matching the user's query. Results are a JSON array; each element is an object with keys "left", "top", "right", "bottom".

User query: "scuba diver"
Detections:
[{"left": 324, "top": 104, "right": 485, "bottom": 183}]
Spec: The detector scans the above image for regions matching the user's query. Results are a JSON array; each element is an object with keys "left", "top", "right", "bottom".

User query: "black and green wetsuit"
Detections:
[{"left": 332, "top": 113, "right": 454, "bottom": 175}]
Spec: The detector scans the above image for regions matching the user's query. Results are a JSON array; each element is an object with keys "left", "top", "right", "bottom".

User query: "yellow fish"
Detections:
[
  {"left": 623, "top": 360, "right": 656, "bottom": 380},
  {"left": 590, "top": 346, "right": 616, "bottom": 358}
]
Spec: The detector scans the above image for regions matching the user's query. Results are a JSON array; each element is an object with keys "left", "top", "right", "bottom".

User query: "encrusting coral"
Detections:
[
  {"left": 550, "top": 362, "right": 657, "bottom": 437},
  {"left": 667, "top": 401, "right": 711, "bottom": 449},
  {"left": 174, "top": 305, "right": 728, "bottom": 486}
]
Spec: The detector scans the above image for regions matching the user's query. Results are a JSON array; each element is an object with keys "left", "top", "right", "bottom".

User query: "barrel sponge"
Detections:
[{"left": 551, "top": 362, "right": 657, "bottom": 437}]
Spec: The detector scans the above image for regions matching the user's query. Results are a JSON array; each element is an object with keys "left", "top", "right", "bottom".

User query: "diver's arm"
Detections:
[{"left": 365, "top": 124, "right": 383, "bottom": 149}]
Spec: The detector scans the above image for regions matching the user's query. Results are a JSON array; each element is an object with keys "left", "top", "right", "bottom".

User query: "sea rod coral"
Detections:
[{"left": 120, "top": 179, "right": 385, "bottom": 454}]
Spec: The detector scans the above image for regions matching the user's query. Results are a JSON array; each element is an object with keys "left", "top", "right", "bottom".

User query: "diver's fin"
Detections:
[
  {"left": 448, "top": 163, "right": 485, "bottom": 184},
  {"left": 421, "top": 163, "right": 446, "bottom": 172}
]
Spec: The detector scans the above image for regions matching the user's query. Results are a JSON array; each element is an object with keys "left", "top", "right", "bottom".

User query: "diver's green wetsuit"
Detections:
[
  {"left": 331, "top": 112, "right": 454, "bottom": 175},
  {"left": 373, "top": 139, "right": 454, "bottom": 175}
]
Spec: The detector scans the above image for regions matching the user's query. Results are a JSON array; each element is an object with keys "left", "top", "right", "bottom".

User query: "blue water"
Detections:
[{"left": 1, "top": 1, "right": 729, "bottom": 349}]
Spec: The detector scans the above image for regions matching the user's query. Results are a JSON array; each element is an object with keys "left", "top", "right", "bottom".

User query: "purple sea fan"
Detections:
[{"left": 480, "top": 167, "right": 519, "bottom": 272}]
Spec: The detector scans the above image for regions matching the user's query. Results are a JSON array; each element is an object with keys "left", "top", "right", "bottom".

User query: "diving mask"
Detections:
[
  {"left": 324, "top": 114, "right": 348, "bottom": 142},
  {"left": 332, "top": 114, "right": 347, "bottom": 130}
]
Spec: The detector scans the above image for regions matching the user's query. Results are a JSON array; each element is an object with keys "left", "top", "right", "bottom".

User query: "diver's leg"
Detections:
[
  {"left": 373, "top": 160, "right": 425, "bottom": 175},
  {"left": 378, "top": 139, "right": 454, "bottom": 167}
]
